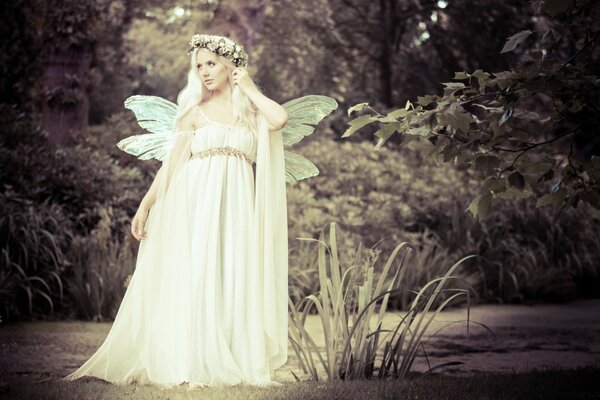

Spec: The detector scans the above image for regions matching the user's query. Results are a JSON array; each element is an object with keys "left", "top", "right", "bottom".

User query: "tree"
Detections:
[{"left": 344, "top": 0, "right": 600, "bottom": 219}]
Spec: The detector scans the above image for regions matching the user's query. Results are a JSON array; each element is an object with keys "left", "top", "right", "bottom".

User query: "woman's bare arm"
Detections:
[
  {"left": 233, "top": 68, "right": 288, "bottom": 130},
  {"left": 139, "top": 166, "right": 164, "bottom": 211},
  {"left": 244, "top": 88, "right": 288, "bottom": 131}
]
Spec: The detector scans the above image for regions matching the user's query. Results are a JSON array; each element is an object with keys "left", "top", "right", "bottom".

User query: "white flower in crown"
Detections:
[{"left": 187, "top": 34, "right": 249, "bottom": 67}]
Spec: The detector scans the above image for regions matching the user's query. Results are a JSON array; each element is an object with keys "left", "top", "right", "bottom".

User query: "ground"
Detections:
[{"left": 1, "top": 299, "right": 599, "bottom": 399}]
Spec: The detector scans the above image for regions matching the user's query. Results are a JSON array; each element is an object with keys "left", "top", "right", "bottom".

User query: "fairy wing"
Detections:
[
  {"left": 284, "top": 150, "right": 320, "bottom": 183},
  {"left": 281, "top": 95, "right": 338, "bottom": 183},
  {"left": 117, "top": 95, "right": 178, "bottom": 161}
]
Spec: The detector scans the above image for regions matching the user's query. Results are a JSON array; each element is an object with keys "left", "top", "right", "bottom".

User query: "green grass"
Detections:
[
  {"left": 289, "top": 222, "right": 482, "bottom": 381},
  {"left": 2, "top": 367, "right": 600, "bottom": 399}
]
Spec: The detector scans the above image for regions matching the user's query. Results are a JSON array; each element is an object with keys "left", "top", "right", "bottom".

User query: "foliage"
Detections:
[
  {"left": 343, "top": 1, "right": 600, "bottom": 219},
  {"left": 288, "top": 239, "right": 320, "bottom": 306},
  {"left": 286, "top": 139, "right": 475, "bottom": 259},
  {"left": 431, "top": 198, "right": 600, "bottom": 303},
  {"left": 256, "top": 0, "right": 530, "bottom": 112},
  {"left": 0, "top": 0, "right": 42, "bottom": 109},
  {"left": 286, "top": 138, "right": 600, "bottom": 306},
  {"left": 0, "top": 198, "right": 71, "bottom": 320},
  {"left": 64, "top": 206, "right": 137, "bottom": 321},
  {"left": 0, "top": 106, "right": 146, "bottom": 321},
  {"left": 288, "top": 222, "right": 483, "bottom": 381}
]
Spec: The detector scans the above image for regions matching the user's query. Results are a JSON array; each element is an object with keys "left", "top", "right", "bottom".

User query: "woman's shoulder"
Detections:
[{"left": 179, "top": 104, "right": 202, "bottom": 130}]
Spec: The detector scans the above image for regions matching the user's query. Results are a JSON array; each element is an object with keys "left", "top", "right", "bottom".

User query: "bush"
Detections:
[
  {"left": 0, "top": 106, "right": 149, "bottom": 321},
  {"left": 63, "top": 206, "right": 137, "bottom": 321},
  {"left": 286, "top": 137, "right": 600, "bottom": 307}
]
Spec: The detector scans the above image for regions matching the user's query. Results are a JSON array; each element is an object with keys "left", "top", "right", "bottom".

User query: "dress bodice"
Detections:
[{"left": 190, "top": 106, "right": 257, "bottom": 164}]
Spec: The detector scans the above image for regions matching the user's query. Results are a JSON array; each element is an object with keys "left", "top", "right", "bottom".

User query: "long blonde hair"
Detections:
[{"left": 174, "top": 46, "right": 260, "bottom": 133}]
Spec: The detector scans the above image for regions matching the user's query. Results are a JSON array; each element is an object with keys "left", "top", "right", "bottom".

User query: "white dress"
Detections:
[{"left": 63, "top": 107, "right": 288, "bottom": 388}]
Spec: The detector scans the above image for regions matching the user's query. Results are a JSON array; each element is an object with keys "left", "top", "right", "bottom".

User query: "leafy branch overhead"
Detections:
[{"left": 343, "top": 0, "right": 600, "bottom": 220}]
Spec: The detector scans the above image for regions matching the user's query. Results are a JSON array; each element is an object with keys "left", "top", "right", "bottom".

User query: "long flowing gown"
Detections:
[{"left": 63, "top": 108, "right": 288, "bottom": 388}]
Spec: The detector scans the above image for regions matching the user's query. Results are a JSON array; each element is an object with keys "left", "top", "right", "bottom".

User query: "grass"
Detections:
[
  {"left": 2, "top": 302, "right": 600, "bottom": 399},
  {"left": 2, "top": 367, "right": 600, "bottom": 399},
  {"left": 288, "top": 223, "right": 483, "bottom": 381}
]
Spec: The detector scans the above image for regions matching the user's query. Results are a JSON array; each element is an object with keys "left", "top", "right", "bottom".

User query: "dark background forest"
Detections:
[{"left": 1, "top": 0, "right": 599, "bottom": 323}]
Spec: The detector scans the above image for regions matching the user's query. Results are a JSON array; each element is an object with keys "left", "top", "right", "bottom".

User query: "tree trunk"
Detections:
[
  {"left": 378, "top": 0, "right": 393, "bottom": 107},
  {"left": 42, "top": 45, "right": 92, "bottom": 145}
]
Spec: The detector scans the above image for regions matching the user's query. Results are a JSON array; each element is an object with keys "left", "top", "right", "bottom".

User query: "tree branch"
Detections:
[
  {"left": 497, "top": 115, "right": 600, "bottom": 177},
  {"left": 552, "top": 30, "right": 600, "bottom": 76}
]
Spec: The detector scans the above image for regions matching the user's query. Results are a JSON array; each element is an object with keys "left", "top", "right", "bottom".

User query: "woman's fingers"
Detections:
[
  {"left": 131, "top": 219, "right": 138, "bottom": 240},
  {"left": 132, "top": 217, "right": 144, "bottom": 241},
  {"left": 131, "top": 212, "right": 149, "bottom": 241}
]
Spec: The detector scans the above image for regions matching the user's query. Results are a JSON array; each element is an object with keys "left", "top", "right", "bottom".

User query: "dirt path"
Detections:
[{"left": 1, "top": 300, "right": 599, "bottom": 382}]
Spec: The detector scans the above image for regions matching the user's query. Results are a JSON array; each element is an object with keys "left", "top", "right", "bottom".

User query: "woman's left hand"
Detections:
[{"left": 231, "top": 67, "right": 256, "bottom": 94}]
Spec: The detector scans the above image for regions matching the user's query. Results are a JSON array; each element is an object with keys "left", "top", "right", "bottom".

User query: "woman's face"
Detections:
[{"left": 196, "top": 49, "right": 230, "bottom": 92}]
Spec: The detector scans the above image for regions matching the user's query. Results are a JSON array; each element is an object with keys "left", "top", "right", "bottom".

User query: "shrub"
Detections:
[
  {"left": 0, "top": 106, "right": 148, "bottom": 321},
  {"left": 286, "top": 137, "right": 600, "bottom": 307}
]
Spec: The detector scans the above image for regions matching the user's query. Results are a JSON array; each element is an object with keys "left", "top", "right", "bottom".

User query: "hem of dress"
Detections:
[{"left": 62, "top": 372, "right": 283, "bottom": 389}]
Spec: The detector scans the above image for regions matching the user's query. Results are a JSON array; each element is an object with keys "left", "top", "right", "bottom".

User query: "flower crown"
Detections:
[{"left": 188, "top": 34, "right": 249, "bottom": 68}]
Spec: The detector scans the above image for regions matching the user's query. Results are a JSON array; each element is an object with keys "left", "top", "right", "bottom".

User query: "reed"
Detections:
[
  {"left": 64, "top": 206, "right": 136, "bottom": 321},
  {"left": 0, "top": 200, "right": 70, "bottom": 319},
  {"left": 288, "top": 222, "right": 485, "bottom": 381}
]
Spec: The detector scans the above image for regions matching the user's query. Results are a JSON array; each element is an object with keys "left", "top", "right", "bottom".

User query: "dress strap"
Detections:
[{"left": 194, "top": 105, "right": 211, "bottom": 126}]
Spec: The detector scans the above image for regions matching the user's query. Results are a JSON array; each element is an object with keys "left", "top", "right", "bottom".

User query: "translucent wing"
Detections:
[
  {"left": 116, "top": 95, "right": 178, "bottom": 161},
  {"left": 284, "top": 150, "right": 319, "bottom": 183},
  {"left": 282, "top": 95, "right": 338, "bottom": 146},
  {"left": 281, "top": 95, "right": 337, "bottom": 183}
]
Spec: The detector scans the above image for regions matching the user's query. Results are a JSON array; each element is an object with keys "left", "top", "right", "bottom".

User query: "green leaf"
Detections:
[
  {"left": 497, "top": 186, "right": 532, "bottom": 200},
  {"left": 386, "top": 108, "right": 410, "bottom": 119},
  {"left": 442, "top": 82, "right": 466, "bottom": 96},
  {"left": 500, "top": 30, "right": 532, "bottom": 54},
  {"left": 536, "top": 187, "right": 567, "bottom": 208},
  {"left": 347, "top": 102, "right": 370, "bottom": 116},
  {"left": 454, "top": 71, "right": 470, "bottom": 80},
  {"left": 441, "top": 143, "right": 461, "bottom": 162},
  {"left": 520, "top": 161, "right": 554, "bottom": 174},
  {"left": 537, "top": 168, "right": 555, "bottom": 183},
  {"left": 486, "top": 71, "right": 514, "bottom": 89},
  {"left": 374, "top": 123, "right": 401, "bottom": 149},
  {"left": 467, "top": 190, "right": 493, "bottom": 220},
  {"left": 406, "top": 126, "right": 430, "bottom": 136},
  {"left": 472, "top": 69, "right": 491, "bottom": 83},
  {"left": 508, "top": 171, "right": 526, "bottom": 190},
  {"left": 475, "top": 155, "right": 501, "bottom": 175},
  {"left": 342, "top": 115, "right": 376, "bottom": 138},
  {"left": 445, "top": 104, "right": 474, "bottom": 133},
  {"left": 483, "top": 177, "right": 507, "bottom": 193},
  {"left": 541, "top": 28, "right": 561, "bottom": 46},
  {"left": 417, "top": 95, "right": 437, "bottom": 107}
]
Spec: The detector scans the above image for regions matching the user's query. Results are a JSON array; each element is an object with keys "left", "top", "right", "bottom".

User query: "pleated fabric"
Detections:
[{"left": 63, "top": 116, "right": 288, "bottom": 388}]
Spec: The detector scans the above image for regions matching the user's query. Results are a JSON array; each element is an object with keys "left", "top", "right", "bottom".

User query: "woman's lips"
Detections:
[{"left": 204, "top": 79, "right": 213, "bottom": 85}]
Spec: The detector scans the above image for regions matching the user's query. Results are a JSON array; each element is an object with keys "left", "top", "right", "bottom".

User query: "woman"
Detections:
[{"left": 63, "top": 34, "right": 289, "bottom": 388}]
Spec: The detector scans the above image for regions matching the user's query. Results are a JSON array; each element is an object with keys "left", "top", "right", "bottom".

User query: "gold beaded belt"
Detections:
[{"left": 190, "top": 146, "right": 254, "bottom": 165}]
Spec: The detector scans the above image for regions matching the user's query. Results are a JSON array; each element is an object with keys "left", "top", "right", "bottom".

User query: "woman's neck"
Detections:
[{"left": 206, "top": 85, "right": 232, "bottom": 106}]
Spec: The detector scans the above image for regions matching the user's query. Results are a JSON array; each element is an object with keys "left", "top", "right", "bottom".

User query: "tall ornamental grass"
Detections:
[
  {"left": 64, "top": 206, "right": 137, "bottom": 321},
  {"left": 288, "top": 222, "right": 487, "bottom": 381},
  {"left": 0, "top": 199, "right": 71, "bottom": 320}
]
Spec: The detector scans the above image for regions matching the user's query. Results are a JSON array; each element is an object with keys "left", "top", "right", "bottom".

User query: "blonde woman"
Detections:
[{"left": 64, "top": 34, "right": 290, "bottom": 389}]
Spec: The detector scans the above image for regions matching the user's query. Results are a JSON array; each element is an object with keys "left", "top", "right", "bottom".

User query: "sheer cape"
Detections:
[{"left": 150, "top": 114, "right": 289, "bottom": 372}]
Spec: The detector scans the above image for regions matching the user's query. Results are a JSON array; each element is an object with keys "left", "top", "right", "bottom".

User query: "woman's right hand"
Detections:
[{"left": 131, "top": 206, "right": 149, "bottom": 241}]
